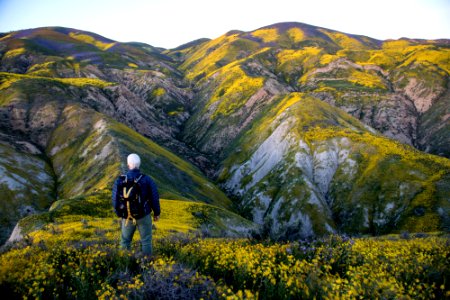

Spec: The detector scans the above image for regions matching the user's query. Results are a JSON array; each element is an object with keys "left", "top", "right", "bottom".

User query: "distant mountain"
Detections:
[
  {"left": 172, "top": 22, "right": 449, "bottom": 157},
  {"left": 0, "top": 23, "right": 449, "bottom": 242}
]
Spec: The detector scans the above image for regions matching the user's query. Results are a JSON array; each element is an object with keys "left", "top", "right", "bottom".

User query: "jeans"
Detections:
[{"left": 120, "top": 214, "right": 153, "bottom": 255}]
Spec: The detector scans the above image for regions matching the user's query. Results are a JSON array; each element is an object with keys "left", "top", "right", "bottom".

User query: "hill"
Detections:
[
  {"left": 0, "top": 23, "right": 449, "bottom": 242},
  {"left": 0, "top": 70, "right": 249, "bottom": 244},
  {"left": 169, "top": 22, "right": 450, "bottom": 238},
  {"left": 174, "top": 22, "right": 449, "bottom": 158}
]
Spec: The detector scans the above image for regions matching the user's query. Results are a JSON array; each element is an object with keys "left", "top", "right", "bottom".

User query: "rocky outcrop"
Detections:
[
  {"left": 0, "top": 139, "right": 55, "bottom": 244},
  {"left": 314, "top": 91, "right": 419, "bottom": 146},
  {"left": 7, "top": 222, "right": 23, "bottom": 243},
  {"left": 417, "top": 89, "right": 450, "bottom": 157}
]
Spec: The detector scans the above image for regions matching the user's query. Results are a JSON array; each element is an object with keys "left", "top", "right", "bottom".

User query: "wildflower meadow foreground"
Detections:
[
  {"left": 0, "top": 197, "right": 448, "bottom": 299},
  {"left": 0, "top": 230, "right": 448, "bottom": 299}
]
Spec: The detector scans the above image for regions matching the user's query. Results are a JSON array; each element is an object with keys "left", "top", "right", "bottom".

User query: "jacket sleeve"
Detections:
[{"left": 147, "top": 176, "right": 160, "bottom": 216}]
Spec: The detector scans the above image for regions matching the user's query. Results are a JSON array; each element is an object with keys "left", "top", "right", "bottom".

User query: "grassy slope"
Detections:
[
  {"left": 108, "top": 118, "right": 233, "bottom": 208},
  {"left": 0, "top": 70, "right": 233, "bottom": 207},
  {"left": 171, "top": 23, "right": 450, "bottom": 237},
  {"left": 4, "top": 98, "right": 255, "bottom": 244},
  {"left": 47, "top": 104, "right": 121, "bottom": 199},
  {"left": 17, "top": 191, "right": 255, "bottom": 243},
  {"left": 45, "top": 97, "right": 236, "bottom": 208}
]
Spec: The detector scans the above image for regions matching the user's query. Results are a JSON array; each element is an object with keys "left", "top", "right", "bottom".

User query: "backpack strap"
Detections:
[
  {"left": 135, "top": 174, "right": 143, "bottom": 184},
  {"left": 125, "top": 202, "right": 136, "bottom": 226},
  {"left": 122, "top": 175, "right": 143, "bottom": 199}
]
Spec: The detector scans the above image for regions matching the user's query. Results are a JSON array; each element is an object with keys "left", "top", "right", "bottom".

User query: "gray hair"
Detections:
[{"left": 127, "top": 153, "right": 141, "bottom": 169}]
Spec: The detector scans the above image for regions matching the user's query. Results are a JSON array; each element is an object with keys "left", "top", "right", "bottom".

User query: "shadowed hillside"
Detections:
[{"left": 0, "top": 70, "right": 246, "bottom": 244}]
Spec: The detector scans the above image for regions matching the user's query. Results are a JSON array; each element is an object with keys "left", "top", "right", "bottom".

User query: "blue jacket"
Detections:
[{"left": 112, "top": 169, "right": 160, "bottom": 218}]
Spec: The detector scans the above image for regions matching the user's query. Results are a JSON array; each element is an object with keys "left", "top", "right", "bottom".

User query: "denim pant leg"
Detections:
[
  {"left": 120, "top": 218, "right": 136, "bottom": 250},
  {"left": 137, "top": 214, "right": 153, "bottom": 255}
]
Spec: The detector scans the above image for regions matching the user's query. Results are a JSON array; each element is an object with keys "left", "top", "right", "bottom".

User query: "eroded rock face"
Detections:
[
  {"left": 417, "top": 90, "right": 450, "bottom": 157},
  {"left": 0, "top": 140, "right": 54, "bottom": 244},
  {"left": 400, "top": 77, "right": 444, "bottom": 114},
  {"left": 316, "top": 91, "right": 419, "bottom": 146},
  {"left": 7, "top": 223, "right": 23, "bottom": 243},
  {"left": 223, "top": 126, "right": 447, "bottom": 239},
  {"left": 225, "top": 118, "right": 295, "bottom": 196},
  {"left": 219, "top": 95, "right": 450, "bottom": 239},
  {"left": 85, "top": 69, "right": 214, "bottom": 170},
  {"left": 224, "top": 133, "right": 360, "bottom": 239}
]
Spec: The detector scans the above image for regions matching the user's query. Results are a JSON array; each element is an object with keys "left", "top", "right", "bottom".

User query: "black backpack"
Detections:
[{"left": 115, "top": 174, "right": 144, "bottom": 224}]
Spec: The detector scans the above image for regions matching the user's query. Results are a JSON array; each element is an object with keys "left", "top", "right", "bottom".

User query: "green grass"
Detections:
[
  {"left": 180, "top": 32, "right": 260, "bottom": 80},
  {"left": 108, "top": 118, "right": 233, "bottom": 209},
  {"left": 0, "top": 72, "right": 114, "bottom": 91},
  {"left": 16, "top": 189, "right": 254, "bottom": 243},
  {"left": 47, "top": 105, "right": 120, "bottom": 199}
]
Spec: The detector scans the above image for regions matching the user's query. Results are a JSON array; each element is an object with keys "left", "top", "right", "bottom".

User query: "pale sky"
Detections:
[{"left": 0, "top": 0, "right": 449, "bottom": 49}]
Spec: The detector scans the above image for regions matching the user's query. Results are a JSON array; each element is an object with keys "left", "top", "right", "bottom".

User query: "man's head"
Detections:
[{"left": 127, "top": 153, "right": 141, "bottom": 170}]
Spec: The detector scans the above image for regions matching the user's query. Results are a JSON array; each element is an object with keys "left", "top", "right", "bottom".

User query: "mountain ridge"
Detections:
[{"left": 0, "top": 22, "right": 449, "bottom": 242}]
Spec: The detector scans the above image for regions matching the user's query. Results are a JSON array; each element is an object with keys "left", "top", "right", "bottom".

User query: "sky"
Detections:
[{"left": 0, "top": 0, "right": 449, "bottom": 49}]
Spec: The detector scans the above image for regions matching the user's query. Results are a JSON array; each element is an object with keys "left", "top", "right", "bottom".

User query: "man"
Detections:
[{"left": 112, "top": 153, "right": 160, "bottom": 256}]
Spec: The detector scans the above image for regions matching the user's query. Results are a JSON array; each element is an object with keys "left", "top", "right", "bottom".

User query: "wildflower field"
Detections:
[{"left": 0, "top": 195, "right": 449, "bottom": 299}]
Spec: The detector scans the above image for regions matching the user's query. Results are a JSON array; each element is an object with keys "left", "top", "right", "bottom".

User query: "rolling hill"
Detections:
[{"left": 0, "top": 23, "right": 449, "bottom": 243}]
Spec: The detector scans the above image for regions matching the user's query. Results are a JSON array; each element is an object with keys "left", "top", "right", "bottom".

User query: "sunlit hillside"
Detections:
[{"left": 174, "top": 22, "right": 449, "bottom": 157}]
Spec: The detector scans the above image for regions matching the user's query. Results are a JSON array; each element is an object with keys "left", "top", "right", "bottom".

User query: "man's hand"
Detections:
[{"left": 153, "top": 215, "right": 160, "bottom": 222}]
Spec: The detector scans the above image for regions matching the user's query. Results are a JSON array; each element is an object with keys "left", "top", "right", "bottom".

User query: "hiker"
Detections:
[{"left": 112, "top": 153, "right": 160, "bottom": 256}]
